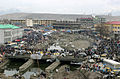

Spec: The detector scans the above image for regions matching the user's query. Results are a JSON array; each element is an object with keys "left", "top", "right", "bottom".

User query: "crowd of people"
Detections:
[{"left": 0, "top": 28, "right": 120, "bottom": 78}]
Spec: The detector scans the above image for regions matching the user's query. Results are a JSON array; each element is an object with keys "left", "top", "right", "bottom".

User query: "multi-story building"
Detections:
[
  {"left": 33, "top": 20, "right": 56, "bottom": 26},
  {"left": 10, "top": 19, "right": 26, "bottom": 26},
  {"left": 105, "top": 21, "right": 120, "bottom": 34},
  {"left": 26, "top": 19, "right": 33, "bottom": 26},
  {"left": 10, "top": 19, "right": 56, "bottom": 27},
  {"left": 0, "top": 13, "right": 95, "bottom": 28},
  {"left": 52, "top": 18, "right": 94, "bottom": 29},
  {"left": 94, "top": 16, "right": 106, "bottom": 24},
  {"left": 52, "top": 21, "right": 81, "bottom": 29},
  {"left": 52, "top": 15, "right": 94, "bottom": 29},
  {"left": 76, "top": 18, "right": 94, "bottom": 27},
  {"left": 0, "top": 24, "right": 23, "bottom": 44}
]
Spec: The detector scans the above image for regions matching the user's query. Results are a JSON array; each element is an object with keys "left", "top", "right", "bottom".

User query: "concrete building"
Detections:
[
  {"left": 10, "top": 19, "right": 26, "bottom": 26},
  {"left": 33, "top": 20, "right": 56, "bottom": 26},
  {"left": 94, "top": 16, "right": 106, "bottom": 24},
  {"left": 26, "top": 19, "right": 33, "bottom": 26},
  {"left": 52, "top": 21, "right": 81, "bottom": 29},
  {"left": 10, "top": 19, "right": 56, "bottom": 27},
  {"left": 76, "top": 17, "right": 94, "bottom": 27},
  {"left": 52, "top": 17, "right": 94, "bottom": 29},
  {"left": 0, "top": 24, "right": 23, "bottom": 44},
  {"left": 0, "top": 13, "right": 94, "bottom": 28},
  {"left": 105, "top": 21, "right": 120, "bottom": 34}
]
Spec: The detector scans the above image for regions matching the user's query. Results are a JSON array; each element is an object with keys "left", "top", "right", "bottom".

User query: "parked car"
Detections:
[{"left": 92, "top": 54, "right": 100, "bottom": 59}]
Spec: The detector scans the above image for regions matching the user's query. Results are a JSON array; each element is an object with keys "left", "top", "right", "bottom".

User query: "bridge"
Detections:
[{"left": 5, "top": 54, "right": 85, "bottom": 62}]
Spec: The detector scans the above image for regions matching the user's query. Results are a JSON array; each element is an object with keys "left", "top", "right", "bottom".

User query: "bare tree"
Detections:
[{"left": 95, "top": 23, "right": 110, "bottom": 37}]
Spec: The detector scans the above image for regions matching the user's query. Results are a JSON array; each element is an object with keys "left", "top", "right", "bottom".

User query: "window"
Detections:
[
  {"left": 4, "top": 31, "right": 11, "bottom": 37},
  {"left": 4, "top": 38, "right": 11, "bottom": 43}
]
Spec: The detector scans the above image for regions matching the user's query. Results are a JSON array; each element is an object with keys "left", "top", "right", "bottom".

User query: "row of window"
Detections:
[
  {"left": 112, "top": 27, "right": 120, "bottom": 29},
  {"left": 4, "top": 31, "right": 11, "bottom": 37},
  {"left": 4, "top": 38, "right": 11, "bottom": 43},
  {"left": 112, "top": 31, "right": 120, "bottom": 33}
]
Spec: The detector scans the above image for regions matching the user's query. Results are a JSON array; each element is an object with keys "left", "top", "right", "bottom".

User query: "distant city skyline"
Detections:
[{"left": 0, "top": 0, "right": 120, "bottom": 15}]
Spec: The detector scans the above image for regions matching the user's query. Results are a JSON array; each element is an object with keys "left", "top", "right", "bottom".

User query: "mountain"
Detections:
[
  {"left": 0, "top": 9, "right": 21, "bottom": 15},
  {"left": 0, "top": 13, "right": 93, "bottom": 21},
  {"left": 1, "top": 12, "right": 120, "bottom": 21}
]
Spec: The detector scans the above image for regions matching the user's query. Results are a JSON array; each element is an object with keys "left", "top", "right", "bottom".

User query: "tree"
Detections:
[{"left": 95, "top": 23, "right": 110, "bottom": 37}]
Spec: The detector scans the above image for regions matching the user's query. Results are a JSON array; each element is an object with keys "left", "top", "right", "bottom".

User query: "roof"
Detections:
[
  {"left": 96, "top": 15, "right": 120, "bottom": 21},
  {"left": 103, "top": 58, "right": 120, "bottom": 65},
  {"left": 0, "top": 24, "right": 20, "bottom": 29},
  {"left": 106, "top": 21, "right": 120, "bottom": 25}
]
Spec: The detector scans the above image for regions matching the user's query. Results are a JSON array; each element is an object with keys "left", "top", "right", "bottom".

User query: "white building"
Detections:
[
  {"left": 26, "top": 18, "right": 33, "bottom": 27},
  {"left": 0, "top": 24, "right": 23, "bottom": 44}
]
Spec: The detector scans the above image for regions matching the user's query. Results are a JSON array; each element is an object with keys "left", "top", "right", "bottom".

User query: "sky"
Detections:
[{"left": 0, "top": 0, "right": 120, "bottom": 15}]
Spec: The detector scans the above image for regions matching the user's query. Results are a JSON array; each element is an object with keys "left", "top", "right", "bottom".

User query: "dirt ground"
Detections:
[{"left": 72, "top": 40, "right": 90, "bottom": 49}]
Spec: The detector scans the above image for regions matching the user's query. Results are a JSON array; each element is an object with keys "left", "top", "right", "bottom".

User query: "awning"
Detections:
[
  {"left": 66, "top": 30, "right": 71, "bottom": 32},
  {"left": 15, "top": 39, "right": 21, "bottom": 42},
  {"left": 44, "top": 29, "right": 49, "bottom": 31}
]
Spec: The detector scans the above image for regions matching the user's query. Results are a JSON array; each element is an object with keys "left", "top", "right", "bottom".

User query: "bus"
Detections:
[{"left": 103, "top": 58, "right": 120, "bottom": 74}]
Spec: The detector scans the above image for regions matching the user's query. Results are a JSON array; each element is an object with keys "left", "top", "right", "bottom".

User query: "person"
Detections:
[
  {"left": 33, "top": 72, "right": 37, "bottom": 77},
  {"left": 56, "top": 69, "right": 58, "bottom": 73},
  {"left": 41, "top": 71, "right": 46, "bottom": 78}
]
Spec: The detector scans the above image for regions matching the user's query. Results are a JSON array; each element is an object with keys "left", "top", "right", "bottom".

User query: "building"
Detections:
[
  {"left": 10, "top": 19, "right": 56, "bottom": 27},
  {"left": 52, "top": 21, "right": 81, "bottom": 29},
  {"left": 76, "top": 17, "right": 94, "bottom": 27},
  {"left": 94, "top": 16, "right": 106, "bottom": 24},
  {"left": 33, "top": 20, "right": 56, "bottom": 26},
  {"left": 26, "top": 19, "right": 33, "bottom": 26},
  {"left": 0, "top": 13, "right": 93, "bottom": 28},
  {"left": 52, "top": 15, "right": 94, "bottom": 29},
  {"left": 52, "top": 18, "right": 94, "bottom": 29},
  {"left": 0, "top": 24, "right": 23, "bottom": 44},
  {"left": 105, "top": 21, "right": 120, "bottom": 34},
  {"left": 10, "top": 19, "right": 26, "bottom": 26}
]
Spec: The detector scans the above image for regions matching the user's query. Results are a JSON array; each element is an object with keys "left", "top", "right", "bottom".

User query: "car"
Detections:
[
  {"left": 101, "top": 53, "right": 107, "bottom": 58},
  {"left": 68, "top": 53, "right": 73, "bottom": 56},
  {"left": 79, "top": 52, "right": 87, "bottom": 57},
  {"left": 46, "top": 59, "right": 55, "bottom": 62},
  {"left": 70, "top": 61, "right": 82, "bottom": 65},
  {"left": 60, "top": 53, "right": 66, "bottom": 57},
  {"left": 92, "top": 54, "right": 100, "bottom": 59}
]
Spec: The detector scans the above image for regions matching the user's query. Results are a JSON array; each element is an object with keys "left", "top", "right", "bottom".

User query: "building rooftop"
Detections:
[
  {"left": 106, "top": 21, "right": 120, "bottom": 25},
  {"left": 96, "top": 15, "right": 120, "bottom": 21},
  {"left": 103, "top": 58, "right": 120, "bottom": 65},
  {"left": 0, "top": 24, "right": 20, "bottom": 29}
]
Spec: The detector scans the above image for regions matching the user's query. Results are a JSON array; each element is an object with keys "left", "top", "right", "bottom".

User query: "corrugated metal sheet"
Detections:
[{"left": 0, "top": 24, "right": 20, "bottom": 29}]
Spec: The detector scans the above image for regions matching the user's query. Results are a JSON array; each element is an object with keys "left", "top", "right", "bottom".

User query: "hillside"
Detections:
[{"left": 0, "top": 13, "right": 92, "bottom": 21}]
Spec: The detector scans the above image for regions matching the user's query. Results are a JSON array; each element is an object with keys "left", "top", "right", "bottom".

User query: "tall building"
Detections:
[{"left": 0, "top": 24, "right": 23, "bottom": 44}]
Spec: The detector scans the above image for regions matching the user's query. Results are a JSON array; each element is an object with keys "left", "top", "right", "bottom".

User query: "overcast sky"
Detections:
[{"left": 0, "top": 0, "right": 120, "bottom": 15}]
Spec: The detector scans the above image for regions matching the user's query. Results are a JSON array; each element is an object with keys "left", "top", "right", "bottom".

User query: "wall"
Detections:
[
  {"left": 26, "top": 19, "right": 33, "bottom": 26},
  {"left": 112, "top": 24, "right": 120, "bottom": 34},
  {"left": 0, "top": 28, "right": 23, "bottom": 44},
  {"left": 0, "top": 29, "right": 4, "bottom": 44}
]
